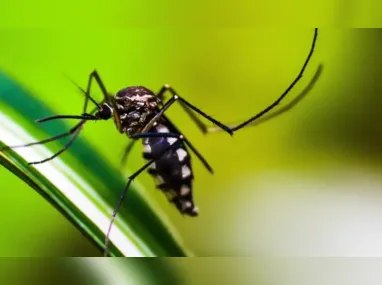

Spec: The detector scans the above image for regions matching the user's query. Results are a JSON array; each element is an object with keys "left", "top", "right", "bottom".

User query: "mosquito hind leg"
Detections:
[
  {"left": 206, "top": 63, "right": 323, "bottom": 133},
  {"left": 154, "top": 28, "right": 318, "bottom": 135},
  {"left": 156, "top": 85, "right": 209, "bottom": 134}
]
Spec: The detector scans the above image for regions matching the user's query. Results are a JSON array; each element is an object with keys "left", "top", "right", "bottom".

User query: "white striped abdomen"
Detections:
[{"left": 142, "top": 122, "right": 198, "bottom": 217}]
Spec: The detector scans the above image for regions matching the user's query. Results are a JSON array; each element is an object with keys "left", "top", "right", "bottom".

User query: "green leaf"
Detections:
[{"left": 0, "top": 71, "right": 192, "bottom": 257}]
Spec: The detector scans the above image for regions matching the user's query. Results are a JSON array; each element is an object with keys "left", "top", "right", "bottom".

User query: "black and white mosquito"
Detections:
[{"left": 2, "top": 28, "right": 318, "bottom": 256}]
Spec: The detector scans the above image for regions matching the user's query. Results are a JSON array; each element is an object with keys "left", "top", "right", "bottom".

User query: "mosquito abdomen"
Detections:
[{"left": 142, "top": 121, "right": 198, "bottom": 217}]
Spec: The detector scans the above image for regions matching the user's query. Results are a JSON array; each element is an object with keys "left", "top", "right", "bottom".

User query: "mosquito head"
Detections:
[{"left": 95, "top": 102, "right": 114, "bottom": 120}]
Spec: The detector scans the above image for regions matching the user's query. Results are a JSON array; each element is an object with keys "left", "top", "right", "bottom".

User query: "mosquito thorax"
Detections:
[{"left": 115, "top": 86, "right": 160, "bottom": 136}]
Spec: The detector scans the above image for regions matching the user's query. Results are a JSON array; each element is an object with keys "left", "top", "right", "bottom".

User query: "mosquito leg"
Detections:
[
  {"left": 35, "top": 70, "right": 101, "bottom": 124},
  {"left": 206, "top": 64, "right": 323, "bottom": 133},
  {"left": 156, "top": 85, "right": 209, "bottom": 134},
  {"left": 104, "top": 133, "right": 183, "bottom": 257},
  {"left": 28, "top": 124, "right": 84, "bottom": 165},
  {"left": 155, "top": 28, "right": 318, "bottom": 135},
  {"left": 142, "top": 91, "right": 233, "bottom": 135},
  {"left": 63, "top": 70, "right": 112, "bottom": 115},
  {"left": 2, "top": 70, "right": 113, "bottom": 164},
  {"left": 182, "top": 139, "right": 213, "bottom": 174},
  {"left": 0, "top": 121, "right": 85, "bottom": 151},
  {"left": 3, "top": 73, "right": 102, "bottom": 159},
  {"left": 64, "top": 70, "right": 110, "bottom": 109},
  {"left": 139, "top": 95, "right": 178, "bottom": 133},
  {"left": 36, "top": 113, "right": 98, "bottom": 123},
  {"left": 83, "top": 70, "right": 111, "bottom": 105},
  {"left": 134, "top": 129, "right": 213, "bottom": 173},
  {"left": 119, "top": 140, "right": 137, "bottom": 168},
  {"left": 228, "top": 28, "right": 318, "bottom": 132},
  {"left": 78, "top": 70, "right": 125, "bottom": 131},
  {"left": 161, "top": 114, "right": 213, "bottom": 174},
  {"left": 63, "top": 72, "right": 98, "bottom": 112}
]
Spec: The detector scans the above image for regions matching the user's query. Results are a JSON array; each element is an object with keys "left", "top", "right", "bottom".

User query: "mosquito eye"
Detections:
[{"left": 99, "top": 104, "right": 113, "bottom": 119}]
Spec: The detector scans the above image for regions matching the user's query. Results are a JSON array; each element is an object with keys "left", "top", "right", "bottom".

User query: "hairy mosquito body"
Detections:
[
  {"left": 113, "top": 87, "right": 161, "bottom": 136},
  {"left": 107, "top": 86, "right": 198, "bottom": 216}
]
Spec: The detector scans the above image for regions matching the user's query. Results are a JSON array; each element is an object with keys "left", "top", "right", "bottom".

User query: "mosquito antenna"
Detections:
[{"left": 62, "top": 72, "right": 101, "bottom": 109}]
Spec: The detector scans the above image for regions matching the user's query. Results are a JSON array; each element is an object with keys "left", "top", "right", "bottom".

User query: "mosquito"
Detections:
[{"left": 1, "top": 28, "right": 319, "bottom": 256}]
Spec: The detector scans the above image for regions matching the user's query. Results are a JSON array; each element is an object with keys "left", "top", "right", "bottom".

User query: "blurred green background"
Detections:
[{"left": 2, "top": 23, "right": 382, "bottom": 284}]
